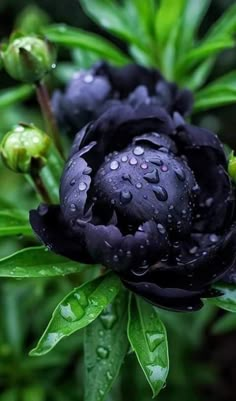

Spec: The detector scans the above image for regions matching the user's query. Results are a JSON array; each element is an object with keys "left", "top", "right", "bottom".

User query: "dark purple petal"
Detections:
[
  {"left": 29, "top": 205, "right": 92, "bottom": 263},
  {"left": 60, "top": 147, "right": 94, "bottom": 225},
  {"left": 122, "top": 279, "right": 204, "bottom": 312},
  {"left": 84, "top": 221, "right": 169, "bottom": 272}
]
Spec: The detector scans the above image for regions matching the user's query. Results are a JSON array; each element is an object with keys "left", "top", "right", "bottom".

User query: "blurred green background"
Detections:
[{"left": 1, "top": 1, "right": 236, "bottom": 401}]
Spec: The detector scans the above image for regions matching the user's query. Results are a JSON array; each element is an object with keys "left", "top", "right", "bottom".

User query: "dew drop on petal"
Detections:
[
  {"left": 129, "top": 157, "right": 138, "bottom": 165},
  {"left": 78, "top": 181, "right": 87, "bottom": 191},
  {"left": 157, "top": 223, "right": 166, "bottom": 234},
  {"left": 174, "top": 166, "right": 186, "bottom": 181},
  {"left": 153, "top": 186, "right": 168, "bottom": 201},
  {"left": 110, "top": 160, "right": 119, "bottom": 170},
  {"left": 209, "top": 234, "right": 218, "bottom": 243},
  {"left": 120, "top": 190, "right": 133, "bottom": 205},
  {"left": 133, "top": 146, "right": 144, "bottom": 156},
  {"left": 144, "top": 169, "right": 159, "bottom": 184},
  {"left": 140, "top": 162, "right": 148, "bottom": 169}
]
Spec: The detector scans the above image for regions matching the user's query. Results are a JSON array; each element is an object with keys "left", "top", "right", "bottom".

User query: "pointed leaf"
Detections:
[
  {"left": 84, "top": 289, "right": 129, "bottom": 401},
  {"left": 176, "top": 37, "right": 234, "bottom": 75},
  {"left": 155, "top": 0, "right": 185, "bottom": 48},
  {"left": 177, "top": 0, "right": 211, "bottom": 53},
  {"left": 205, "top": 3, "right": 236, "bottom": 42},
  {"left": 30, "top": 273, "right": 121, "bottom": 356},
  {"left": 43, "top": 24, "right": 130, "bottom": 65},
  {"left": 80, "top": 0, "right": 141, "bottom": 46},
  {"left": 0, "top": 209, "right": 32, "bottom": 237},
  {"left": 194, "top": 88, "right": 236, "bottom": 112},
  {"left": 127, "top": 296, "right": 169, "bottom": 397},
  {"left": 0, "top": 85, "right": 33, "bottom": 109},
  {"left": 0, "top": 246, "right": 87, "bottom": 278}
]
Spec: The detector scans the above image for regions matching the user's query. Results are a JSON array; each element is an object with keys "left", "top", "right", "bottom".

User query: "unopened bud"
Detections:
[
  {"left": 1, "top": 123, "right": 51, "bottom": 173},
  {"left": 1, "top": 34, "right": 56, "bottom": 83}
]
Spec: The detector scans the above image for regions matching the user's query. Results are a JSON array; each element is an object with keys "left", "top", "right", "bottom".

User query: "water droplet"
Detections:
[
  {"left": 153, "top": 186, "right": 168, "bottom": 201},
  {"left": 83, "top": 167, "right": 92, "bottom": 174},
  {"left": 146, "top": 331, "right": 164, "bottom": 352},
  {"left": 150, "top": 157, "right": 163, "bottom": 166},
  {"left": 133, "top": 146, "right": 144, "bottom": 156},
  {"left": 83, "top": 74, "right": 94, "bottom": 83},
  {"left": 106, "top": 371, "right": 113, "bottom": 381},
  {"left": 70, "top": 179, "right": 76, "bottom": 186},
  {"left": 122, "top": 173, "right": 132, "bottom": 182},
  {"left": 59, "top": 295, "right": 85, "bottom": 322},
  {"left": 161, "top": 165, "right": 168, "bottom": 172},
  {"left": 121, "top": 155, "right": 128, "bottom": 162},
  {"left": 110, "top": 160, "right": 119, "bottom": 170},
  {"left": 136, "top": 182, "right": 142, "bottom": 189},
  {"left": 209, "top": 233, "right": 218, "bottom": 243},
  {"left": 70, "top": 203, "right": 77, "bottom": 212},
  {"left": 51, "top": 63, "right": 56, "bottom": 69},
  {"left": 189, "top": 246, "right": 198, "bottom": 254},
  {"left": 205, "top": 197, "right": 213, "bottom": 207},
  {"left": 131, "top": 265, "right": 149, "bottom": 276},
  {"left": 144, "top": 169, "right": 159, "bottom": 184},
  {"left": 157, "top": 223, "right": 166, "bottom": 234},
  {"left": 78, "top": 181, "right": 87, "bottom": 191},
  {"left": 113, "top": 255, "right": 119, "bottom": 262},
  {"left": 174, "top": 166, "right": 186, "bottom": 181},
  {"left": 96, "top": 345, "right": 109, "bottom": 359},
  {"left": 38, "top": 204, "right": 48, "bottom": 216},
  {"left": 129, "top": 157, "right": 138, "bottom": 165},
  {"left": 126, "top": 250, "right": 132, "bottom": 257},
  {"left": 100, "top": 305, "right": 117, "bottom": 329},
  {"left": 120, "top": 190, "right": 133, "bottom": 205},
  {"left": 140, "top": 162, "right": 148, "bottom": 169}
]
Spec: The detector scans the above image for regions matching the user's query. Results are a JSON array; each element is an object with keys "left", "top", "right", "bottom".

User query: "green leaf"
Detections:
[
  {"left": 0, "top": 209, "right": 33, "bottom": 237},
  {"left": 194, "top": 70, "right": 236, "bottom": 106},
  {"left": 43, "top": 24, "right": 130, "bottom": 65},
  {"left": 180, "top": 58, "right": 214, "bottom": 90},
  {"left": 127, "top": 296, "right": 169, "bottom": 397},
  {"left": 84, "top": 289, "right": 129, "bottom": 401},
  {"left": 212, "top": 312, "right": 236, "bottom": 335},
  {"left": 79, "top": 0, "right": 143, "bottom": 47},
  {"left": 194, "top": 88, "right": 236, "bottom": 112},
  {"left": 205, "top": 3, "right": 236, "bottom": 42},
  {"left": 133, "top": 0, "right": 156, "bottom": 37},
  {"left": 209, "top": 283, "right": 236, "bottom": 312},
  {"left": 176, "top": 37, "right": 234, "bottom": 76},
  {"left": 176, "top": 0, "right": 211, "bottom": 54},
  {"left": 155, "top": 0, "right": 185, "bottom": 48},
  {"left": 30, "top": 272, "right": 121, "bottom": 356},
  {"left": 0, "top": 84, "right": 33, "bottom": 109},
  {"left": 0, "top": 246, "right": 86, "bottom": 278}
]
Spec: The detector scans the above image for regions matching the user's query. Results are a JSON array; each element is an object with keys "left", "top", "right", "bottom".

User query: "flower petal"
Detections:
[
  {"left": 84, "top": 221, "right": 169, "bottom": 272},
  {"left": 29, "top": 205, "right": 91, "bottom": 263}
]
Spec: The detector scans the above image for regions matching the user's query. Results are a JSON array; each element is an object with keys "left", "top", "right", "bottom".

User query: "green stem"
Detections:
[{"left": 35, "top": 80, "right": 64, "bottom": 158}]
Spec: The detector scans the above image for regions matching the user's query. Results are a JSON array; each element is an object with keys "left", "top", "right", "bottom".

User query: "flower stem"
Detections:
[
  {"left": 29, "top": 171, "right": 51, "bottom": 204},
  {"left": 35, "top": 80, "right": 64, "bottom": 158}
]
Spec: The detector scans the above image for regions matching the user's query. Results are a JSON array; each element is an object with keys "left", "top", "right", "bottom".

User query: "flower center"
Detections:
[{"left": 93, "top": 143, "right": 197, "bottom": 235}]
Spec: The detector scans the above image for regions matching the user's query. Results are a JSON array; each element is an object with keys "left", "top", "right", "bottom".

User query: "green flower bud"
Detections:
[
  {"left": 1, "top": 123, "right": 51, "bottom": 173},
  {"left": 228, "top": 151, "right": 236, "bottom": 183},
  {"left": 1, "top": 35, "right": 56, "bottom": 83}
]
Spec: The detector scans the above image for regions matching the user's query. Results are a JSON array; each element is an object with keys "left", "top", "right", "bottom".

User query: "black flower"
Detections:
[
  {"left": 52, "top": 62, "right": 193, "bottom": 135},
  {"left": 30, "top": 63, "right": 236, "bottom": 312}
]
